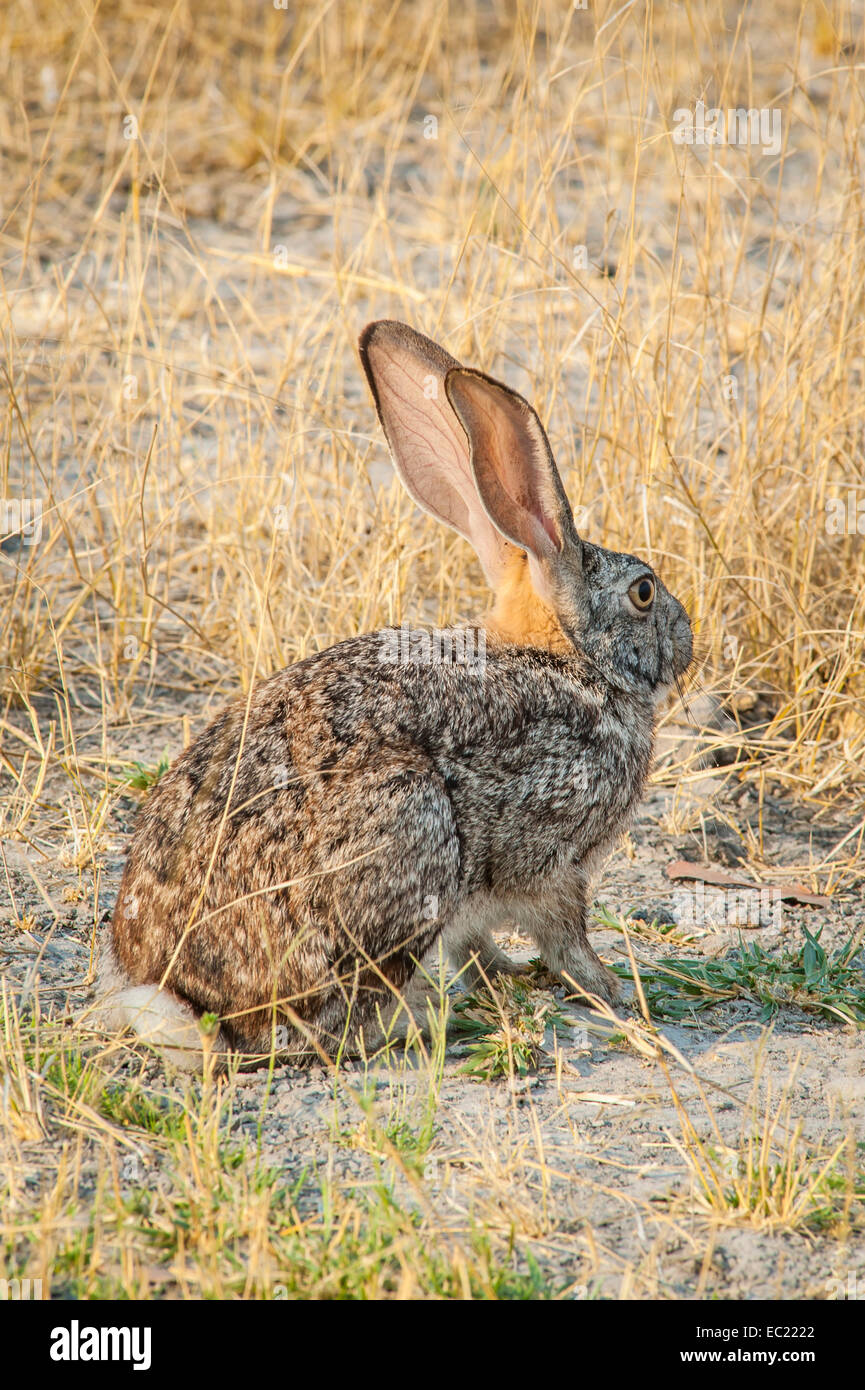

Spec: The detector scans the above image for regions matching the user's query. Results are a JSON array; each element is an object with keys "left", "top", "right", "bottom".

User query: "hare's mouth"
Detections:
[
  {"left": 652, "top": 681, "right": 674, "bottom": 709},
  {"left": 670, "top": 612, "right": 694, "bottom": 681}
]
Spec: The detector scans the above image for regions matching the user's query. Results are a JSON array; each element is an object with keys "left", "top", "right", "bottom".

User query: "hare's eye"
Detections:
[{"left": 629, "top": 576, "right": 655, "bottom": 611}]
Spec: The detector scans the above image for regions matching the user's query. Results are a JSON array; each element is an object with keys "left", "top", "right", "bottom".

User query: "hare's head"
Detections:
[{"left": 359, "top": 321, "right": 692, "bottom": 699}]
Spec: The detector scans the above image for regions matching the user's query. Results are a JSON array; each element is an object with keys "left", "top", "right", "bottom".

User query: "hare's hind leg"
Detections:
[
  {"left": 362, "top": 910, "right": 522, "bottom": 1055},
  {"left": 359, "top": 956, "right": 445, "bottom": 1051}
]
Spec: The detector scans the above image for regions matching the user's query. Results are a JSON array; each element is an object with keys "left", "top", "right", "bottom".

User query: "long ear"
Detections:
[
  {"left": 443, "top": 366, "right": 580, "bottom": 572},
  {"left": 358, "top": 321, "right": 515, "bottom": 586}
]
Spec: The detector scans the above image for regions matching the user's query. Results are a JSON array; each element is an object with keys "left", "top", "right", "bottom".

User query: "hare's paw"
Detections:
[
  {"left": 556, "top": 944, "right": 621, "bottom": 1006},
  {"left": 442, "top": 915, "right": 523, "bottom": 987},
  {"left": 530, "top": 925, "right": 621, "bottom": 1005},
  {"left": 361, "top": 967, "right": 451, "bottom": 1051}
]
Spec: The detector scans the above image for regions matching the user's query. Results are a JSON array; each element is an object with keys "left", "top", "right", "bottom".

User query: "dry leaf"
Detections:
[{"left": 666, "top": 859, "right": 831, "bottom": 907}]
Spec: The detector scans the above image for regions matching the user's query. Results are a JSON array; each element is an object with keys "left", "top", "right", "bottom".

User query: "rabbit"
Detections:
[{"left": 98, "top": 319, "right": 693, "bottom": 1070}]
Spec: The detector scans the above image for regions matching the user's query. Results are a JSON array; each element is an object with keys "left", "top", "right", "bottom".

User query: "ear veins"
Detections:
[{"left": 485, "top": 550, "right": 572, "bottom": 655}]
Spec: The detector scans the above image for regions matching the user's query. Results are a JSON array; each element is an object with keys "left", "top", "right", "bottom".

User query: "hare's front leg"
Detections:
[
  {"left": 525, "top": 893, "right": 621, "bottom": 1005},
  {"left": 442, "top": 903, "right": 522, "bottom": 988}
]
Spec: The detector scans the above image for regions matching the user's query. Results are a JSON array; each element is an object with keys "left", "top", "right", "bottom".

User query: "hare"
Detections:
[{"left": 99, "top": 320, "right": 692, "bottom": 1069}]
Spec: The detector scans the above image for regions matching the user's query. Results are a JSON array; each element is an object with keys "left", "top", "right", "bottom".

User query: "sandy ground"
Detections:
[
  {"left": 2, "top": 713, "right": 862, "bottom": 1299},
  {"left": 2, "top": 5, "right": 863, "bottom": 1298}
]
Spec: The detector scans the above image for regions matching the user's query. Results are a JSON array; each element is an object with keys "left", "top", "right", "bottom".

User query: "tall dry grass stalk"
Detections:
[{"left": 1, "top": 0, "right": 863, "bottom": 863}]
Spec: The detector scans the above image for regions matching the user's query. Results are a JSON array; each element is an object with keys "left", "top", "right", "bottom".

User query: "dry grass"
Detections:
[
  {"left": 1, "top": 0, "right": 864, "bottom": 1300},
  {"left": 2, "top": 995, "right": 861, "bottom": 1300}
]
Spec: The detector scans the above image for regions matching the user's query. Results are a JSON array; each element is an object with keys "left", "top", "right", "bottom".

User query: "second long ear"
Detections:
[
  {"left": 443, "top": 366, "right": 581, "bottom": 574},
  {"left": 359, "top": 321, "right": 517, "bottom": 587}
]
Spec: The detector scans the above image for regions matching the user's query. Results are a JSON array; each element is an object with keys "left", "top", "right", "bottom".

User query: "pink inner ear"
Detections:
[
  {"left": 443, "top": 368, "right": 568, "bottom": 563},
  {"left": 360, "top": 323, "right": 515, "bottom": 587}
]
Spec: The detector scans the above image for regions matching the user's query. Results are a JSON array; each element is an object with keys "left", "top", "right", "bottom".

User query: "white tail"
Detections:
[{"left": 97, "top": 945, "right": 226, "bottom": 1071}]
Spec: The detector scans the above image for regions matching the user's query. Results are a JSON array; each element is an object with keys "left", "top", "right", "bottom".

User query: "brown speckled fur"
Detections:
[{"left": 105, "top": 321, "right": 693, "bottom": 1065}]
